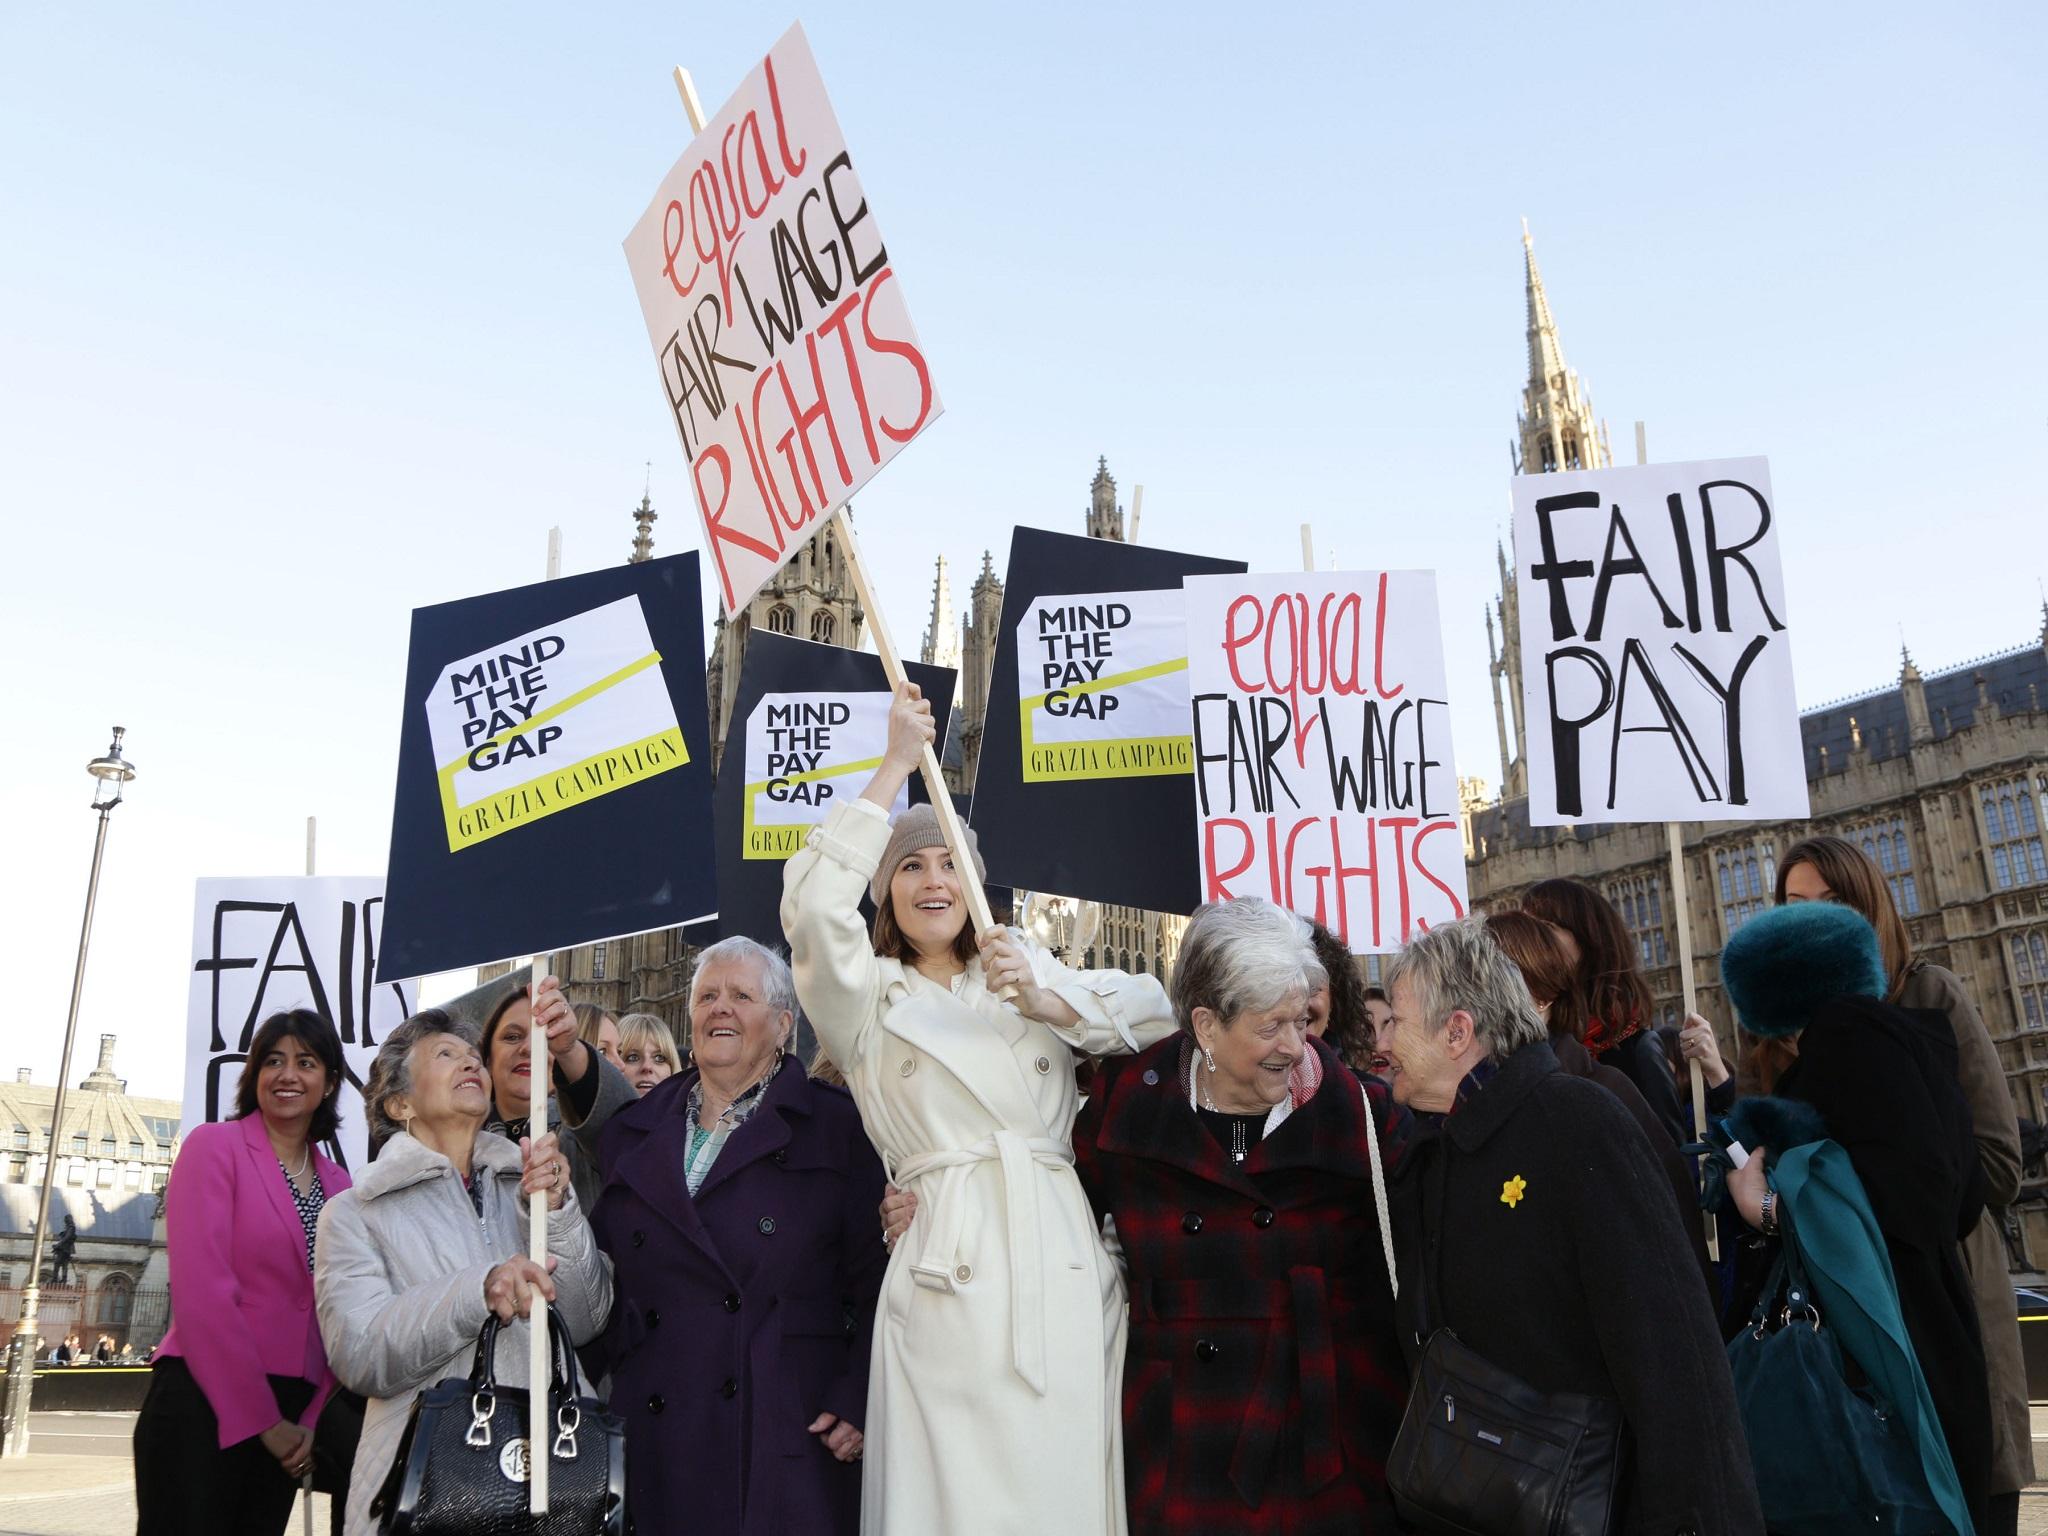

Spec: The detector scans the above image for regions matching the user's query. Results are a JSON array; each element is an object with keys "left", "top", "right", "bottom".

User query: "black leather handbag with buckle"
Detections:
[
  {"left": 370, "top": 1305, "right": 626, "bottom": 1536},
  {"left": 1386, "top": 1156, "right": 1626, "bottom": 1536}
]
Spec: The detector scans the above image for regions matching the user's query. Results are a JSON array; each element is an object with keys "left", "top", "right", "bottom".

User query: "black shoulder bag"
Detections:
[
  {"left": 1385, "top": 1150, "right": 1626, "bottom": 1536},
  {"left": 371, "top": 1305, "right": 627, "bottom": 1536}
]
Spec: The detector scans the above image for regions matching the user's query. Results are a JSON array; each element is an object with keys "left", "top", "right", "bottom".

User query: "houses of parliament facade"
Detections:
[{"left": 540, "top": 232, "right": 2048, "bottom": 1260}]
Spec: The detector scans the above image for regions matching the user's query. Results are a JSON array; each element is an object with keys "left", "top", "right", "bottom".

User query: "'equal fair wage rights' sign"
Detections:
[
  {"left": 624, "top": 24, "right": 942, "bottom": 613},
  {"left": 1184, "top": 572, "right": 1468, "bottom": 955},
  {"left": 1510, "top": 456, "right": 1808, "bottom": 826}
]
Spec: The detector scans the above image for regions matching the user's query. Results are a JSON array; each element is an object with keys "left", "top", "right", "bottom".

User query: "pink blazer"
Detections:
[{"left": 156, "top": 1113, "right": 352, "bottom": 1447}]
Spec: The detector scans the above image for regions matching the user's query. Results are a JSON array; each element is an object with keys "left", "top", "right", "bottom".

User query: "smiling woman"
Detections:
[{"left": 136, "top": 1010, "right": 354, "bottom": 1536}]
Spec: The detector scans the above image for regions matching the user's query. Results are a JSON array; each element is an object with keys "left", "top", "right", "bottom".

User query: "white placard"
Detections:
[
  {"left": 185, "top": 878, "right": 416, "bottom": 1176},
  {"left": 1184, "top": 571, "right": 1468, "bottom": 954},
  {"left": 624, "top": 23, "right": 943, "bottom": 614},
  {"left": 1015, "top": 588, "right": 1193, "bottom": 782},
  {"left": 1510, "top": 456, "right": 1807, "bottom": 825},
  {"left": 425, "top": 594, "right": 687, "bottom": 852},
  {"left": 741, "top": 690, "right": 904, "bottom": 858}
]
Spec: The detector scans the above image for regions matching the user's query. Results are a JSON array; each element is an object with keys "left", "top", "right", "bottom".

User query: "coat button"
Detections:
[
  {"left": 1142, "top": 1069, "right": 1159, "bottom": 1086},
  {"left": 1034, "top": 1056, "right": 1051, "bottom": 1074},
  {"left": 1181, "top": 1212, "right": 1204, "bottom": 1235},
  {"left": 773, "top": 1149, "right": 788, "bottom": 1165},
  {"left": 1252, "top": 1207, "right": 1275, "bottom": 1229},
  {"left": 758, "top": 1216, "right": 777, "bottom": 1235},
  {"left": 645, "top": 1308, "right": 660, "bottom": 1329},
  {"left": 723, "top": 1294, "right": 741, "bottom": 1314},
  {"left": 646, "top": 1394, "right": 664, "bottom": 1414},
  {"left": 955, "top": 1263, "right": 972, "bottom": 1283},
  {"left": 631, "top": 1230, "right": 645, "bottom": 1248},
  {"left": 898, "top": 1058, "right": 915, "bottom": 1077},
  {"left": 1194, "top": 1339, "right": 1221, "bottom": 1363},
  {"left": 720, "top": 1377, "right": 738, "bottom": 1399}
]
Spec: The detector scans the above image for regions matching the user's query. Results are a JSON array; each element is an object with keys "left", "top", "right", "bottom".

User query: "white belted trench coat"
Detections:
[{"left": 783, "top": 799, "right": 1176, "bottom": 1536}]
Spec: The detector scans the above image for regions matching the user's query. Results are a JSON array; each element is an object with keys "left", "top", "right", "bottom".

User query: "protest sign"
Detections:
[
  {"left": 1184, "top": 571, "right": 1468, "bottom": 954},
  {"left": 186, "top": 877, "right": 415, "bottom": 1174},
  {"left": 1017, "top": 588, "right": 1192, "bottom": 783},
  {"left": 1509, "top": 456, "right": 1806, "bottom": 825},
  {"left": 972, "top": 528, "right": 1244, "bottom": 915},
  {"left": 713, "top": 631, "right": 955, "bottom": 944},
  {"left": 624, "top": 23, "right": 942, "bottom": 614},
  {"left": 378, "top": 552, "right": 717, "bottom": 981}
]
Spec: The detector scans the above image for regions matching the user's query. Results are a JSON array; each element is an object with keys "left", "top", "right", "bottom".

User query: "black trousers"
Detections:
[{"left": 133, "top": 1356, "right": 315, "bottom": 1536}]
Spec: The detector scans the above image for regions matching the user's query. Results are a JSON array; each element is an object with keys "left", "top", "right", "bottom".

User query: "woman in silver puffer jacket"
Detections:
[{"left": 315, "top": 1009, "right": 612, "bottom": 1536}]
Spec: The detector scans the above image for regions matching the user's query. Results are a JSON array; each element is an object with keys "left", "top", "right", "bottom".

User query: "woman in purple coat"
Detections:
[{"left": 590, "top": 936, "right": 888, "bottom": 1535}]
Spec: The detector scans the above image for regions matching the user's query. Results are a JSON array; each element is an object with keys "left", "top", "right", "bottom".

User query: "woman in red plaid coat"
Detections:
[{"left": 1073, "top": 898, "right": 1408, "bottom": 1536}]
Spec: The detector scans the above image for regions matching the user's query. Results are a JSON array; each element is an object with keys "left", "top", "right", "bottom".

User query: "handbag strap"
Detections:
[
  {"left": 1360, "top": 1076, "right": 1398, "bottom": 1302},
  {"left": 469, "top": 1304, "right": 581, "bottom": 1400}
]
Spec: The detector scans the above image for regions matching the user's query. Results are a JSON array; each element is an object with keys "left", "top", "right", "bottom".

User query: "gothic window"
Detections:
[
  {"left": 1716, "top": 840, "right": 1776, "bottom": 937},
  {"left": 70, "top": 1132, "right": 86, "bottom": 1154},
  {"left": 1120, "top": 950, "right": 1131, "bottom": 973},
  {"left": 766, "top": 605, "right": 796, "bottom": 636},
  {"left": 10, "top": 1126, "right": 24, "bottom": 1150},
  {"left": 2010, "top": 929, "right": 2048, "bottom": 1030},
  {"left": 97, "top": 1272, "right": 133, "bottom": 1327},
  {"left": 1606, "top": 874, "right": 1670, "bottom": 967},
  {"left": 1133, "top": 953, "right": 1147, "bottom": 975},
  {"left": 811, "top": 611, "right": 835, "bottom": 643},
  {"left": 591, "top": 943, "right": 607, "bottom": 981},
  {"left": 1848, "top": 816, "right": 1921, "bottom": 915},
  {"left": 1083, "top": 948, "right": 1096, "bottom": 969},
  {"left": 126, "top": 1140, "right": 141, "bottom": 1161},
  {"left": 1980, "top": 779, "right": 2048, "bottom": 889}
]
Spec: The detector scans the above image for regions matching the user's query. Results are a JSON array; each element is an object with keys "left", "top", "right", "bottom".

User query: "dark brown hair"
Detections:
[
  {"left": 1307, "top": 921, "right": 1374, "bottom": 1071},
  {"left": 1482, "top": 910, "right": 1576, "bottom": 1012},
  {"left": 233, "top": 1010, "right": 345, "bottom": 1145},
  {"left": 1519, "top": 878, "right": 1653, "bottom": 1044},
  {"left": 1774, "top": 834, "right": 1914, "bottom": 999},
  {"left": 871, "top": 892, "right": 979, "bottom": 967}
]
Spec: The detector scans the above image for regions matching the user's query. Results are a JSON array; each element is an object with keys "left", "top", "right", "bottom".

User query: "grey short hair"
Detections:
[
  {"left": 1170, "top": 898, "right": 1327, "bottom": 1033},
  {"left": 365, "top": 1009, "right": 481, "bottom": 1151},
  {"left": 691, "top": 937, "right": 797, "bottom": 1023},
  {"left": 1383, "top": 918, "right": 1547, "bottom": 1060}
]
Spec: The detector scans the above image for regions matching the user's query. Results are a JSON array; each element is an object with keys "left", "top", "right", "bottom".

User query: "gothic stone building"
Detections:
[{"left": 1471, "top": 229, "right": 2048, "bottom": 1268}]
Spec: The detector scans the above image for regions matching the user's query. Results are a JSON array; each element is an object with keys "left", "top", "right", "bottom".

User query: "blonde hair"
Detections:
[{"left": 617, "top": 1011, "right": 680, "bottom": 1067}]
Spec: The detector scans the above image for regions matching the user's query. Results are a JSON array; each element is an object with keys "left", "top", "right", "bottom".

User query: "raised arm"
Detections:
[
  {"left": 780, "top": 682, "right": 930, "bottom": 1072},
  {"left": 979, "top": 933, "right": 1176, "bottom": 1057}
]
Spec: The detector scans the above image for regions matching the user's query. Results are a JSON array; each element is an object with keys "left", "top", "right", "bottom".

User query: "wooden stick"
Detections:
[
  {"left": 304, "top": 817, "right": 316, "bottom": 878},
  {"left": 1128, "top": 484, "right": 1144, "bottom": 544},
  {"left": 526, "top": 955, "right": 551, "bottom": 1512},
  {"left": 1635, "top": 420, "right": 1717, "bottom": 1263},
  {"left": 1299, "top": 523, "right": 1315, "bottom": 573}
]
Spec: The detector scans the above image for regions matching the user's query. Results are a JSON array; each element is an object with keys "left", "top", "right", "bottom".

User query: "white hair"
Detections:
[
  {"left": 1170, "top": 898, "right": 1327, "bottom": 1032},
  {"left": 691, "top": 936, "right": 797, "bottom": 1022},
  {"left": 1383, "top": 918, "right": 1547, "bottom": 1058}
]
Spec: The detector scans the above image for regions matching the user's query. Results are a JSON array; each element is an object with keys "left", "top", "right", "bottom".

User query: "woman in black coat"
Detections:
[
  {"left": 1381, "top": 919, "right": 1761, "bottom": 1535},
  {"left": 1719, "top": 901, "right": 1990, "bottom": 1534}
]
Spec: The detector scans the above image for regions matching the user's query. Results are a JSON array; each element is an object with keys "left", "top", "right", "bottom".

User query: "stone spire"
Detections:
[
  {"left": 1901, "top": 638, "right": 1934, "bottom": 744},
  {"left": 920, "top": 555, "right": 960, "bottom": 670},
  {"left": 1087, "top": 457, "right": 1125, "bottom": 541},
  {"left": 1514, "top": 224, "right": 1612, "bottom": 475},
  {"left": 629, "top": 481, "right": 657, "bottom": 564},
  {"left": 957, "top": 551, "right": 1006, "bottom": 790}
]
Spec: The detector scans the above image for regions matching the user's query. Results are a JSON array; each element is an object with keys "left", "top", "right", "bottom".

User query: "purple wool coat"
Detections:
[{"left": 590, "top": 1056, "right": 888, "bottom": 1536}]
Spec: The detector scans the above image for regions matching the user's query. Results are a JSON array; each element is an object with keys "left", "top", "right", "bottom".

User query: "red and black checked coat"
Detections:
[{"left": 1073, "top": 1034, "right": 1406, "bottom": 1536}]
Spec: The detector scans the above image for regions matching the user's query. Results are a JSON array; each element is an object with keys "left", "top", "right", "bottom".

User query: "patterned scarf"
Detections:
[
  {"left": 683, "top": 1061, "right": 779, "bottom": 1195},
  {"left": 1581, "top": 1010, "right": 1644, "bottom": 1059}
]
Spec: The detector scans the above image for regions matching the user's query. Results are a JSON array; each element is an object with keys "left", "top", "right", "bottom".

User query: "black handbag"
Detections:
[
  {"left": 371, "top": 1305, "right": 626, "bottom": 1536},
  {"left": 1386, "top": 1157, "right": 1626, "bottom": 1536}
]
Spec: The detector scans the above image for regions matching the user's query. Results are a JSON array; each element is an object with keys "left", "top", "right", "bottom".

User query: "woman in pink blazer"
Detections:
[{"left": 134, "top": 1009, "right": 352, "bottom": 1536}]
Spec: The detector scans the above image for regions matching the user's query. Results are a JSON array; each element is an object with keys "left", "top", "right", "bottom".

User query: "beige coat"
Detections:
[
  {"left": 783, "top": 798, "right": 1177, "bottom": 1536},
  {"left": 314, "top": 1130, "right": 613, "bottom": 1536},
  {"left": 1897, "top": 961, "right": 2031, "bottom": 1496}
]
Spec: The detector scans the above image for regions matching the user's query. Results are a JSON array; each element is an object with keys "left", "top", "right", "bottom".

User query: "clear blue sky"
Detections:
[{"left": 5, "top": 2, "right": 2042, "bottom": 1099}]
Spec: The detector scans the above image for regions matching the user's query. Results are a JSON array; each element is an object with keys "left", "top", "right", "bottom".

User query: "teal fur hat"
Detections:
[{"left": 1720, "top": 902, "right": 1888, "bottom": 1039}]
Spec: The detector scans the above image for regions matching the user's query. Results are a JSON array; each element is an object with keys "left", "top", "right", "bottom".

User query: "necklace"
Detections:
[
  {"left": 1230, "top": 1120, "right": 1248, "bottom": 1164},
  {"left": 278, "top": 1144, "right": 311, "bottom": 1184}
]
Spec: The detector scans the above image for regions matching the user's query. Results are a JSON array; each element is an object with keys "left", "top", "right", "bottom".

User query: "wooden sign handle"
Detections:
[
  {"left": 526, "top": 953, "right": 552, "bottom": 1511},
  {"left": 1666, "top": 824, "right": 1717, "bottom": 1262}
]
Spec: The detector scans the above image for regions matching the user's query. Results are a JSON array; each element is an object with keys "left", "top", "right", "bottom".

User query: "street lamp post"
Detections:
[{"left": 2, "top": 728, "right": 136, "bottom": 1459}]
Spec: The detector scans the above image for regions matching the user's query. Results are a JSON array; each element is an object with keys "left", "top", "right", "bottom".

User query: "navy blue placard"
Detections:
[
  {"left": 712, "top": 632, "right": 956, "bottom": 947},
  {"left": 377, "top": 553, "right": 717, "bottom": 981},
  {"left": 970, "top": 528, "right": 1245, "bottom": 914}
]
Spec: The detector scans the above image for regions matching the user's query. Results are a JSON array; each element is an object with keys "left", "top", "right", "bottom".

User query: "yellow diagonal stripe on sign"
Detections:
[
  {"left": 740, "top": 755, "right": 885, "bottom": 797},
  {"left": 437, "top": 649, "right": 665, "bottom": 774},
  {"left": 1019, "top": 654, "right": 1187, "bottom": 711}
]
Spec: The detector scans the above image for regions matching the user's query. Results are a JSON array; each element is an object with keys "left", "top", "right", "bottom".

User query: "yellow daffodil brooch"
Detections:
[{"left": 1500, "top": 1175, "right": 1528, "bottom": 1210}]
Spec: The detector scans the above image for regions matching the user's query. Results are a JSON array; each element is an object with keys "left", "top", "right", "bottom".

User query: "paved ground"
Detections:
[
  {"left": 0, "top": 1415, "right": 330, "bottom": 1536},
  {"left": 6, "top": 1410, "right": 2048, "bottom": 1533}
]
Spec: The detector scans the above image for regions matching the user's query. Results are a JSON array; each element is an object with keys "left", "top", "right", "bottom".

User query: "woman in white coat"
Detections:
[{"left": 782, "top": 682, "right": 1177, "bottom": 1536}]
